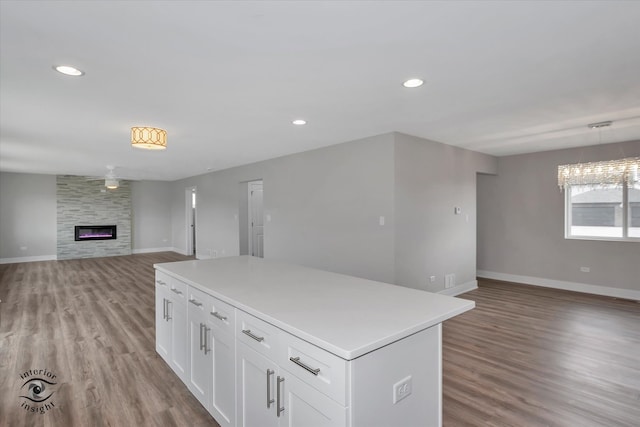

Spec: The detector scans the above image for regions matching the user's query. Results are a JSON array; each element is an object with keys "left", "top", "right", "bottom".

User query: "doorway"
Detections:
[
  {"left": 248, "top": 180, "right": 263, "bottom": 258},
  {"left": 186, "top": 187, "right": 196, "bottom": 256}
]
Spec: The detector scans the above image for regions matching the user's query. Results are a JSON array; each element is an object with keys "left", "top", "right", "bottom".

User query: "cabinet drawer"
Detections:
[
  {"left": 236, "top": 310, "right": 281, "bottom": 361},
  {"left": 155, "top": 271, "right": 171, "bottom": 288},
  {"left": 280, "top": 332, "right": 348, "bottom": 406},
  {"left": 207, "top": 296, "right": 235, "bottom": 333},
  {"left": 187, "top": 285, "right": 210, "bottom": 315},
  {"left": 168, "top": 279, "right": 188, "bottom": 304}
]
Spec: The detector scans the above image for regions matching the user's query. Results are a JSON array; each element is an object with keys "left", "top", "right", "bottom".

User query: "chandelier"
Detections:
[
  {"left": 131, "top": 127, "right": 167, "bottom": 150},
  {"left": 557, "top": 121, "right": 639, "bottom": 190},
  {"left": 558, "top": 157, "right": 639, "bottom": 190}
]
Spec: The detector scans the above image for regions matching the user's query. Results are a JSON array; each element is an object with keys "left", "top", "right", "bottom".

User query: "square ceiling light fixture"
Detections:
[{"left": 131, "top": 127, "right": 167, "bottom": 150}]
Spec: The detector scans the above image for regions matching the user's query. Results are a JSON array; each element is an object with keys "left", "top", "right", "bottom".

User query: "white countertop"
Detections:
[{"left": 155, "top": 256, "right": 474, "bottom": 360}]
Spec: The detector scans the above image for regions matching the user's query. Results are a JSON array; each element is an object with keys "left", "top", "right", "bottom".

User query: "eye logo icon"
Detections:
[
  {"left": 18, "top": 369, "right": 58, "bottom": 414},
  {"left": 21, "top": 378, "right": 56, "bottom": 403}
]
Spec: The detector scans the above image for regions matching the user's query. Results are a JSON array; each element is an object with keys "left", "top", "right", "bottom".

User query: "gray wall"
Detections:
[
  {"left": 394, "top": 133, "right": 497, "bottom": 291},
  {"left": 131, "top": 181, "right": 173, "bottom": 251},
  {"left": 0, "top": 173, "right": 173, "bottom": 261},
  {"left": 170, "top": 132, "right": 496, "bottom": 291},
  {"left": 171, "top": 133, "right": 397, "bottom": 283},
  {"left": 0, "top": 172, "right": 57, "bottom": 261},
  {"left": 477, "top": 140, "right": 640, "bottom": 291},
  {"left": 57, "top": 176, "right": 132, "bottom": 260}
]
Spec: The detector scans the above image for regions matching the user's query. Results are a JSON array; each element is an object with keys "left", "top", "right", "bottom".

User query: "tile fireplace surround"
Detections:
[{"left": 56, "top": 176, "right": 131, "bottom": 260}]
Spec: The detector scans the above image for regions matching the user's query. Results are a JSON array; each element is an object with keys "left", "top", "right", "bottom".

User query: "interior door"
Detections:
[{"left": 249, "top": 181, "right": 264, "bottom": 258}]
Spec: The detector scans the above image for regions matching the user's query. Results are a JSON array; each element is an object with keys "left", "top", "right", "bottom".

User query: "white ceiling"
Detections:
[{"left": 1, "top": 1, "right": 640, "bottom": 181}]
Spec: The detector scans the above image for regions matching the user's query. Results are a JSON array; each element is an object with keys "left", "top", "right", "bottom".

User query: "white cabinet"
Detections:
[
  {"left": 279, "top": 370, "right": 346, "bottom": 427},
  {"left": 169, "top": 280, "right": 188, "bottom": 381},
  {"left": 155, "top": 257, "right": 467, "bottom": 427},
  {"left": 208, "top": 296, "right": 236, "bottom": 427},
  {"left": 155, "top": 280, "right": 171, "bottom": 360},
  {"left": 155, "top": 272, "right": 188, "bottom": 382},
  {"left": 236, "top": 341, "right": 279, "bottom": 427},
  {"left": 185, "top": 284, "right": 237, "bottom": 427},
  {"left": 235, "top": 311, "right": 347, "bottom": 427},
  {"left": 188, "top": 286, "right": 211, "bottom": 408}
]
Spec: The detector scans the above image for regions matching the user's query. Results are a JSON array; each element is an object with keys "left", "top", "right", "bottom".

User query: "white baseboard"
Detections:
[
  {"left": 477, "top": 270, "right": 640, "bottom": 301},
  {"left": 171, "top": 247, "right": 189, "bottom": 256},
  {"left": 132, "top": 247, "right": 175, "bottom": 254},
  {"left": 0, "top": 254, "right": 57, "bottom": 265},
  {"left": 438, "top": 280, "right": 478, "bottom": 296}
]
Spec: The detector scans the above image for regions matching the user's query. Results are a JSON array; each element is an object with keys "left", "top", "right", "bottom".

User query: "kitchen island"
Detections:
[{"left": 155, "top": 256, "right": 474, "bottom": 427}]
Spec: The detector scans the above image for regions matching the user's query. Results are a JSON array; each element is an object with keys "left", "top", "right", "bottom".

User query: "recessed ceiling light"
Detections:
[
  {"left": 53, "top": 65, "right": 85, "bottom": 76},
  {"left": 292, "top": 119, "right": 307, "bottom": 125},
  {"left": 403, "top": 78, "right": 423, "bottom": 88}
]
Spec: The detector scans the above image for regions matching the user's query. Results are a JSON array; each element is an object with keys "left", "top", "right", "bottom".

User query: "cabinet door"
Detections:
[
  {"left": 237, "top": 342, "right": 279, "bottom": 427},
  {"left": 209, "top": 324, "right": 235, "bottom": 427},
  {"left": 279, "top": 371, "right": 347, "bottom": 427},
  {"left": 170, "top": 300, "right": 188, "bottom": 382},
  {"left": 155, "top": 284, "right": 170, "bottom": 361},
  {"left": 189, "top": 308, "right": 211, "bottom": 409}
]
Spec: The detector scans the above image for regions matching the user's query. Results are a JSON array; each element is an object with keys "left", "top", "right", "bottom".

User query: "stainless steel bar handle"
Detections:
[
  {"left": 204, "top": 326, "right": 210, "bottom": 354},
  {"left": 166, "top": 300, "right": 172, "bottom": 321},
  {"left": 170, "top": 288, "right": 183, "bottom": 295},
  {"left": 276, "top": 376, "right": 285, "bottom": 417},
  {"left": 162, "top": 298, "right": 167, "bottom": 320},
  {"left": 189, "top": 299, "right": 203, "bottom": 307},
  {"left": 211, "top": 311, "right": 227, "bottom": 321},
  {"left": 242, "top": 329, "right": 265, "bottom": 342},
  {"left": 289, "top": 357, "right": 320, "bottom": 376},
  {"left": 199, "top": 323, "right": 205, "bottom": 351},
  {"left": 266, "top": 369, "right": 275, "bottom": 408},
  {"left": 156, "top": 280, "right": 167, "bottom": 286}
]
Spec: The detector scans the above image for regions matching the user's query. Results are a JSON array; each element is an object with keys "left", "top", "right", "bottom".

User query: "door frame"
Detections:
[
  {"left": 185, "top": 186, "right": 197, "bottom": 256},
  {"left": 247, "top": 180, "right": 263, "bottom": 257}
]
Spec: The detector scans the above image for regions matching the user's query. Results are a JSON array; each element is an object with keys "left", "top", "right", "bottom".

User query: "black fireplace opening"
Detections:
[{"left": 75, "top": 225, "right": 117, "bottom": 241}]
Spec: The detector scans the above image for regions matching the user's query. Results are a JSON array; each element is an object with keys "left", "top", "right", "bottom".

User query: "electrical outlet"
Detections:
[
  {"left": 445, "top": 273, "right": 456, "bottom": 289},
  {"left": 393, "top": 376, "right": 412, "bottom": 404},
  {"left": 429, "top": 275, "right": 436, "bottom": 283}
]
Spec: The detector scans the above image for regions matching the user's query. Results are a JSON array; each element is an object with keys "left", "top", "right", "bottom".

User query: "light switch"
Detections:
[{"left": 379, "top": 216, "right": 385, "bottom": 226}]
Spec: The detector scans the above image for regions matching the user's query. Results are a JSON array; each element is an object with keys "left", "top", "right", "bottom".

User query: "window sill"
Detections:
[{"left": 565, "top": 235, "right": 640, "bottom": 243}]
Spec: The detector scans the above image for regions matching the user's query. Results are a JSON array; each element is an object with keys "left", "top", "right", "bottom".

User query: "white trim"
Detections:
[
  {"left": 437, "top": 280, "right": 478, "bottom": 296},
  {"left": 185, "top": 186, "right": 197, "bottom": 257},
  {"left": 170, "top": 247, "right": 188, "bottom": 256},
  {"left": 0, "top": 254, "right": 57, "bottom": 264},
  {"left": 132, "top": 247, "right": 175, "bottom": 254},
  {"left": 477, "top": 270, "right": 640, "bottom": 301}
]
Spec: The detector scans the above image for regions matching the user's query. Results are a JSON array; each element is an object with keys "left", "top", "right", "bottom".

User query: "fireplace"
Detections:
[{"left": 75, "top": 225, "right": 117, "bottom": 241}]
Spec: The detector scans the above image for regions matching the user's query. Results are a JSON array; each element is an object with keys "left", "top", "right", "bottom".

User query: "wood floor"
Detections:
[
  {"left": 1, "top": 253, "right": 638, "bottom": 426},
  {"left": 443, "top": 280, "right": 640, "bottom": 427}
]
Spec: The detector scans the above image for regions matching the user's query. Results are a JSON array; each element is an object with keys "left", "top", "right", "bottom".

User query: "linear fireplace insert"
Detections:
[{"left": 75, "top": 225, "right": 117, "bottom": 241}]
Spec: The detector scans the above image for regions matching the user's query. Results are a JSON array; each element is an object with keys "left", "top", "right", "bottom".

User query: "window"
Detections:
[{"left": 566, "top": 182, "right": 640, "bottom": 241}]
